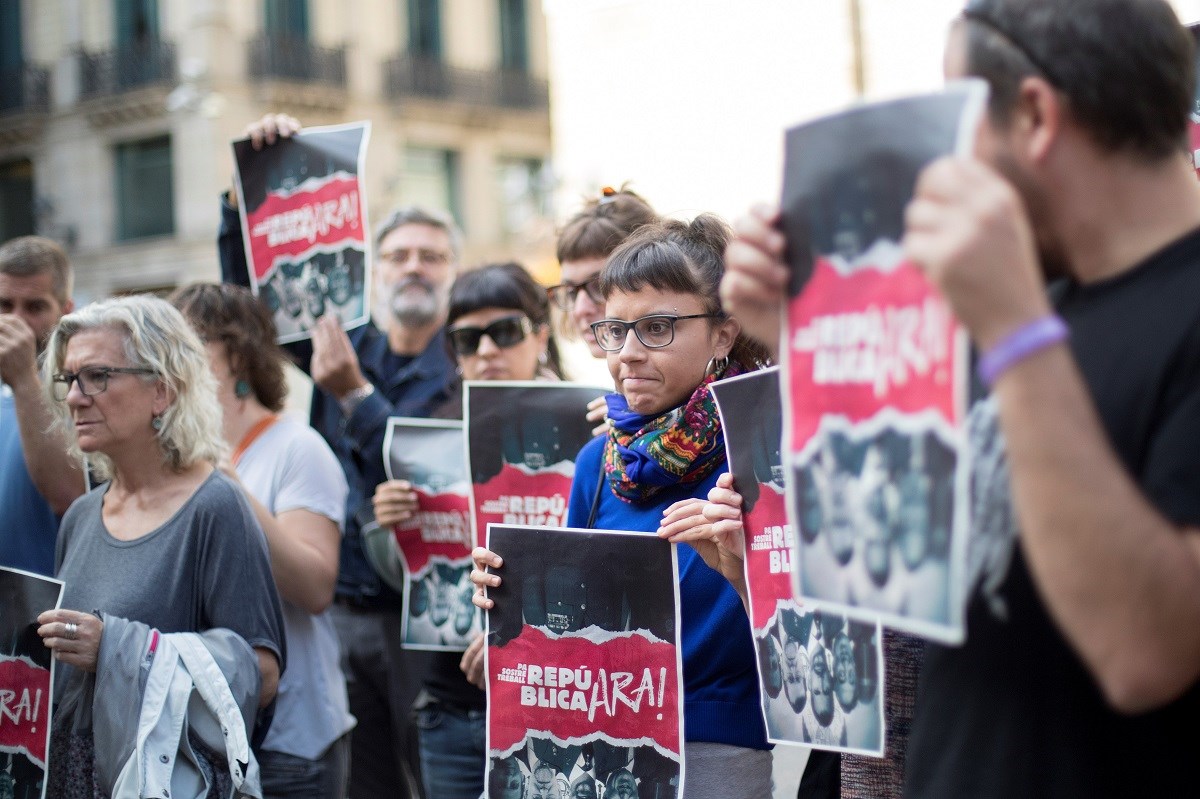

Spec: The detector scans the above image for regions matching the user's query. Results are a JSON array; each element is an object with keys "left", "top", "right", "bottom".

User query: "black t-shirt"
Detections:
[{"left": 905, "top": 228, "right": 1200, "bottom": 797}]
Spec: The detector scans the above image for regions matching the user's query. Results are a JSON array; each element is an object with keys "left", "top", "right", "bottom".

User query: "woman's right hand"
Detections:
[
  {"left": 373, "top": 480, "right": 418, "bottom": 527},
  {"left": 38, "top": 609, "right": 103, "bottom": 672},
  {"left": 470, "top": 547, "right": 503, "bottom": 610}
]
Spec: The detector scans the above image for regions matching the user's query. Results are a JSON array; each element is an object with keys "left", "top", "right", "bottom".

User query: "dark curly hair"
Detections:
[{"left": 169, "top": 282, "right": 289, "bottom": 412}]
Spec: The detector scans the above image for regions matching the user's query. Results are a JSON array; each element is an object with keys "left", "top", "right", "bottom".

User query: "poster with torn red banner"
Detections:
[
  {"left": 712, "top": 369, "right": 885, "bottom": 755},
  {"left": 779, "top": 84, "right": 987, "bottom": 644},
  {"left": 232, "top": 121, "right": 371, "bottom": 343},
  {"left": 380, "top": 418, "right": 478, "bottom": 651},
  {"left": 465, "top": 382, "right": 607, "bottom": 549},
  {"left": 484, "top": 524, "right": 683, "bottom": 799},
  {"left": 1, "top": 566, "right": 64, "bottom": 798}
]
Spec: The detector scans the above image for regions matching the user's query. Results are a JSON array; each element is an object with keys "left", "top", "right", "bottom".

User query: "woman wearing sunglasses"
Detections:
[
  {"left": 373, "top": 261, "right": 561, "bottom": 799},
  {"left": 471, "top": 217, "right": 774, "bottom": 798}
]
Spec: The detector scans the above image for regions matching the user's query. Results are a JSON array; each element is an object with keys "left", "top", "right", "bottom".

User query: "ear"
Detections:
[
  {"left": 62, "top": 298, "right": 75, "bottom": 314},
  {"left": 1014, "top": 76, "right": 1063, "bottom": 163},
  {"left": 152, "top": 379, "right": 174, "bottom": 418},
  {"left": 713, "top": 316, "right": 741, "bottom": 360}
]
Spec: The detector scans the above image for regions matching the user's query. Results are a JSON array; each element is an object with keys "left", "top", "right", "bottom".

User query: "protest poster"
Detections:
[
  {"left": 231, "top": 121, "right": 371, "bottom": 343},
  {"left": 465, "top": 382, "right": 607, "bottom": 549},
  {"left": 484, "top": 524, "right": 683, "bottom": 799},
  {"left": 380, "top": 418, "right": 478, "bottom": 651},
  {"left": 1, "top": 567, "right": 64, "bottom": 799},
  {"left": 713, "top": 368, "right": 885, "bottom": 755},
  {"left": 778, "top": 84, "right": 987, "bottom": 643}
]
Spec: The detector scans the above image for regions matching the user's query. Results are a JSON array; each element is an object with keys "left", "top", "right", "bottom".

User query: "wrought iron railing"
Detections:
[
  {"left": 247, "top": 36, "right": 347, "bottom": 86},
  {"left": 0, "top": 63, "right": 50, "bottom": 113},
  {"left": 79, "top": 39, "right": 178, "bottom": 99},
  {"left": 384, "top": 54, "right": 548, "bottom": 110}
]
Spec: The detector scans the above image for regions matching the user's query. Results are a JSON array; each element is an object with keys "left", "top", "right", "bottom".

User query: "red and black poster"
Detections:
[
  {"left": 779, "top": 84, "right": 986, "bottom": 643},
  {"left": 232, "top": 121, "right": 372, "bottom": 343},
  {"left": 712, "top": 369, "right": 884, "bottom": 755},
  {"left": 465, "top": 382, "right": 607, "bottom": 549},
  {"left": 484, "top": 524, "right": 683, "bottom": 799},
  {"left": 0, "top": 567, "right": 63, "bottom": 799},
  {"left": 382, "top": 418, "right": 478, "bottom": 651}
]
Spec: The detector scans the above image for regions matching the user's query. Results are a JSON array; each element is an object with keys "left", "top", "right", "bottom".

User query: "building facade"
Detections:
[{"left": 0, "top": 0, "right": 555, "bottom": 304}]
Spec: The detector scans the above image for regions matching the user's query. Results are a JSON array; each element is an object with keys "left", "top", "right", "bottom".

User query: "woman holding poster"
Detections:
[
  {"left": 374, "top": 261, "right": 563, "bottom": 799},
  {"left": 473, "top": 217, "right": 774, "bottom": 798}
]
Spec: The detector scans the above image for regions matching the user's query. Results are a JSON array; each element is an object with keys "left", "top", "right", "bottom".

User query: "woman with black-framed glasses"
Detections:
[
  {"left": 472, "top": 216, "right": 775, "bottom": 798},
  {"left": 37, "top": 295, "right": 286, "bottom": 797},
  {"left": 372, "top": 261, "right": 563, "bottom": 799}
]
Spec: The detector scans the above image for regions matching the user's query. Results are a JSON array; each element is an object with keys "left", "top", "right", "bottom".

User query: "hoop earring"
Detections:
[{"left": 705, "top": 355, "right": 730, "bottom": 378}]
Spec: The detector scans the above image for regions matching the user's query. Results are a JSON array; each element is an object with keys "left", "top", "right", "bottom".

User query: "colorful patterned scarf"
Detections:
[{"left": 603, "top": 361, "right": 747, "bottom": 503}]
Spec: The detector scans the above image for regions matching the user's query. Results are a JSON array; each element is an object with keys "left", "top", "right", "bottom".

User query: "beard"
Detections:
[{"left": 388, "top": 276, "right": 443, "bottom": 328}]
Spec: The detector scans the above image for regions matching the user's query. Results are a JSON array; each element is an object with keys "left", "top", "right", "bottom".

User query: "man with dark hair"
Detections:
[
  {"left": 0, "top": 235, "right": 85, "bottom": 576},
  {"left": 219, "top": 114, "right": 460, "bottom": 798},
  {"left": 724, "top": 0, "right": 1200, "bottom": 795}
]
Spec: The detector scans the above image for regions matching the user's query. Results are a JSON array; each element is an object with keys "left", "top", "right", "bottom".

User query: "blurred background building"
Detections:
[{"left": 0, "top": 0, "right": 554, "bottom": 303}]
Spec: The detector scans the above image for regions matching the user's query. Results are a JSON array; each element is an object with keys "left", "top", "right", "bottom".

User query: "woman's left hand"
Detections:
[
  {"left": 658, "top": 473, "right": 748, "bottom": 592},
  {"left": 38, "top": 609, "right": 104, "bottom": 672},
  {"left": 460, "top": 634, "right": 486, "bottom": 690},
  {"left": 586, "top": 395, "right": 610, "bottom": 437}
]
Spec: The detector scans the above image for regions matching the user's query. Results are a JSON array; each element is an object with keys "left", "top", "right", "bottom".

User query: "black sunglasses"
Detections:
[{"left": 446, "top": 315, "right": 535, "bottom": 356}]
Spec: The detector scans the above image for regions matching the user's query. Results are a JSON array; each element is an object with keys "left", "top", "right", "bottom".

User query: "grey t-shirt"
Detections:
[{"left": 55, "top": 470, "right": 285, "bottom": 668}]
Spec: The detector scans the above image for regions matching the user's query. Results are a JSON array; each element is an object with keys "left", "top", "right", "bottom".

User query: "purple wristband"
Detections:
[{"left": 977, "top": 315, "right": 1069, "bottom": 388}]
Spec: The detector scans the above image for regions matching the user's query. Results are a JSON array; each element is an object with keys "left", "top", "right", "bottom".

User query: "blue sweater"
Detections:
[{"left": 567, "top": 435, "right": 769, "bottom": 751}]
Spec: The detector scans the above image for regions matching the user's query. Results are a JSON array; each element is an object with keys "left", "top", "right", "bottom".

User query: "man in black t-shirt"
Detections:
[
  {"left": 897, "top": 0, "right": 1200, "bottom": 795},
  {"left": 723, "top": 1, "right": 1200, "bottom": 795}
]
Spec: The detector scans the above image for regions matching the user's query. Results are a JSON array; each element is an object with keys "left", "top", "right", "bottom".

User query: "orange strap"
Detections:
[{"left": 231, "top": 415, "right": 279, "bottom": 466}]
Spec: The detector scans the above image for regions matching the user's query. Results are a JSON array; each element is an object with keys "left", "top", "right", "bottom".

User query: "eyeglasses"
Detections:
[
  {"left": 378, "top": 248, "right": 451, "bottom": 267},
  {"left": 590, "top": 313, "right": 720, "bottom": 352},
  {"left": 446, "top": 315, "right": 534, "bottom": 356},
  {"left": 546, "top": 275, "right": 604, "bottom": 311},
  {"left": 51, "top": 366, "right": 156, "bottom": 401}
]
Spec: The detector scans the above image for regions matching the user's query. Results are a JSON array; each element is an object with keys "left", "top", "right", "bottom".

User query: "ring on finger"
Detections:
[{"left": 64, "top": 622, "right": 79, "bottom": 640}]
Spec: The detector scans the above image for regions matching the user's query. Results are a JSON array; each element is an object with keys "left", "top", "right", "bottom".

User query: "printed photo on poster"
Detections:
[
  {"left": 232, "top": 121, "right": 372, "bottom": 343},
  {"left": 484, "top": 525, "right": 684, "bottom": 799},
  {"left": 466, "top": 382, "right": 607, "bottom": 549},
  {"left": 712, "top": 369, "right": 885, "bottom": 755},
  {"left": 381, "top": 418, "right": 479, "bottom": 651},
  {"left": 1, "top": 566, "right": 64, "bottom": 799},
  {"left": 779, "top": 84, "right": 987, "bottom": 643}
]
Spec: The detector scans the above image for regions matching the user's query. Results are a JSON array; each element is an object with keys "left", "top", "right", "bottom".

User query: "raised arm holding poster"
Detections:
[
  {"left": 231, "top": 121, "right": 372, "bottom": 343},
  {"left": 779, "top": 84, "right": 987, "bottom": 643},
  {"left": 0, "top": 567, "right": 63, "bottom": 799},
  {"left": 465, "top": 382, "right": 607, "bottom": 548},
  {"left": 712, "top": 368, "right": 885, "bottom": 755},
  {"left": 375, "top": 417, "right": 478, "bottom": 651},
  {"left": 484, "top": 524, "right": 683, "bottom": 799}
]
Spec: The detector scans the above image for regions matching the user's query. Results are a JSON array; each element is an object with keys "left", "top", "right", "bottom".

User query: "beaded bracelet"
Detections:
[{"left": 977, "top": 314, "right": 1069, "bottom": 388}]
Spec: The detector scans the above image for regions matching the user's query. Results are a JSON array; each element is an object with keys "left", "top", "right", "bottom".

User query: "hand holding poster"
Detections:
[
  {"left": 466, "top": 382, "right": 608, "bottom": 548},
  {"left": 231, "top": 121, "right": 372, "bottom": 343},
  {"left": 779, "top": 84, "right": 987, "bottom": 643},
  {"left": 484, "top": 524, "right": 683, "bottom": 799},
  {"left": 379, "top": 418, "right": 478, "bottom": 651},
  {"left": 0, "top": 567, "right": 64, "bottom": 799},
  {"left": 712, "top": 368, "right": 885, "bottom": 755}
]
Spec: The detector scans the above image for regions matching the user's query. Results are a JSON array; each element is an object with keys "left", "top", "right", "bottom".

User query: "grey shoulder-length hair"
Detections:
[{"left": 42, "top": 295, "right": 226, "bottom": 480}]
